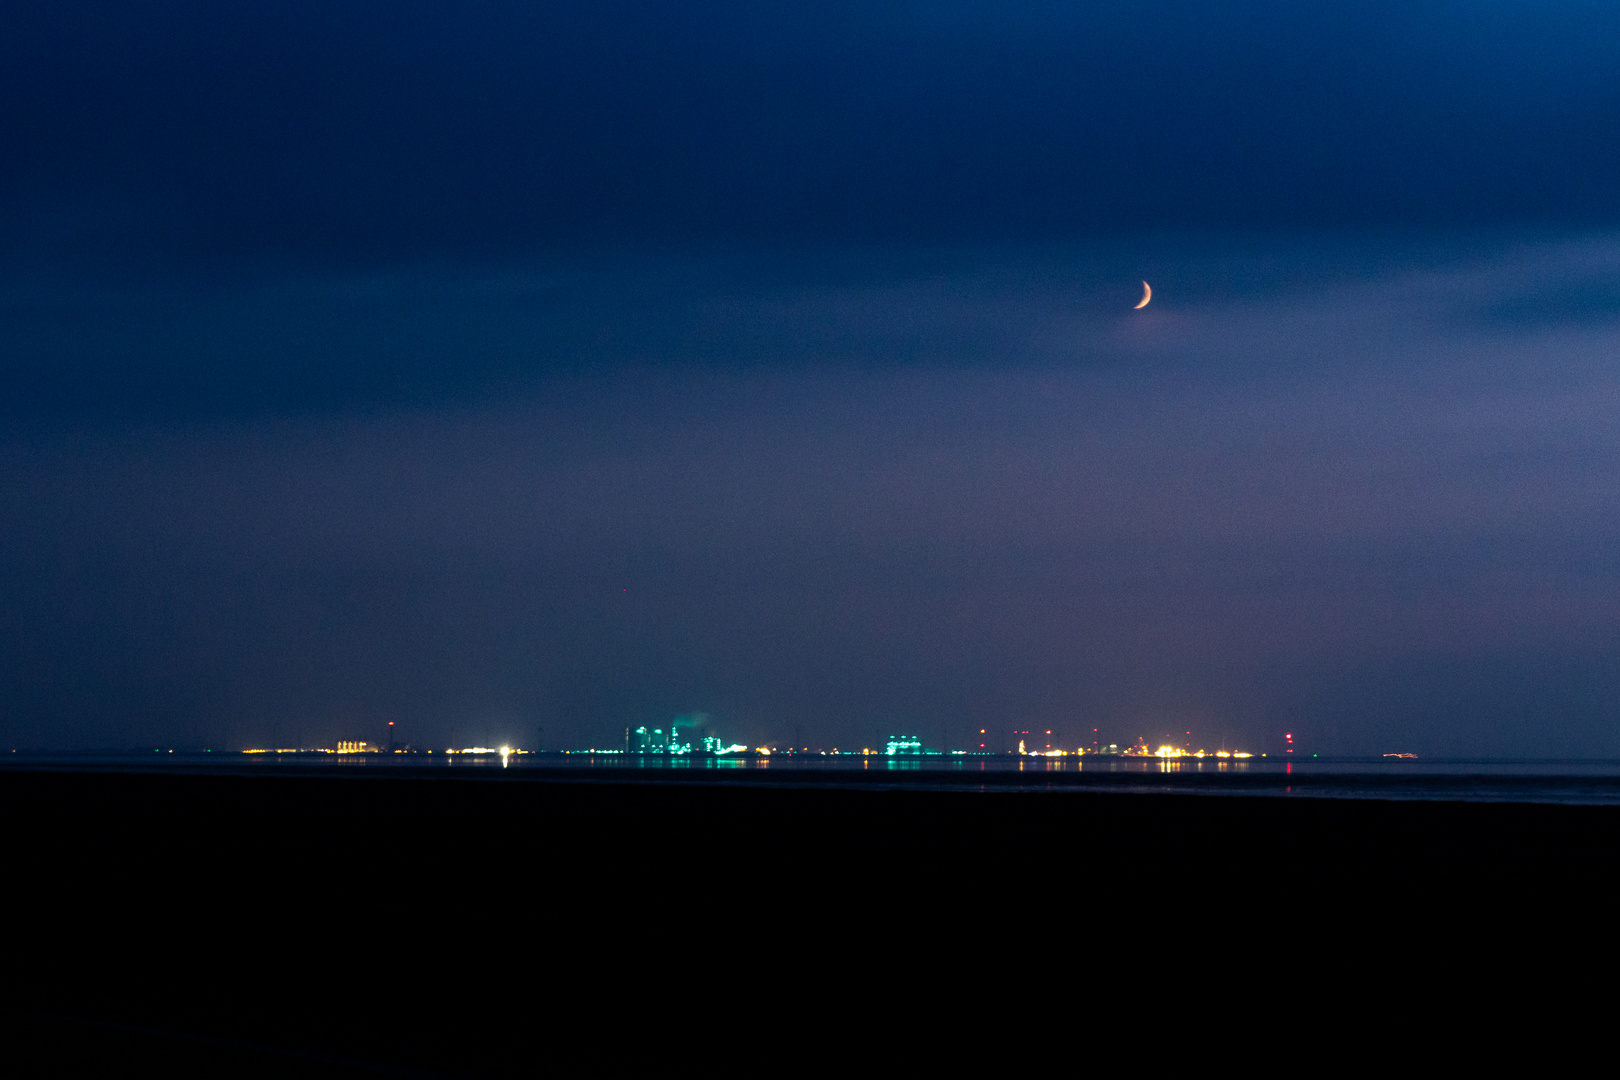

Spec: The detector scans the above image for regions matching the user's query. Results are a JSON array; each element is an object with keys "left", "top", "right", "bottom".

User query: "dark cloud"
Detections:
[{"left": 3, "top": 2, "right": 1619, "bottom": 263}]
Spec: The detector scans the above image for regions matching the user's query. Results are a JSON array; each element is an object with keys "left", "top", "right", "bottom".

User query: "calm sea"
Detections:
[{"left": 8, "top": 750, "right": 1620, "bottom": 805}]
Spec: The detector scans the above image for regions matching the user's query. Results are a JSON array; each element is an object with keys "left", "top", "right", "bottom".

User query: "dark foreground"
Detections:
[{"left": 3, "top": 766, "right": 1614, "bottom": 1074}]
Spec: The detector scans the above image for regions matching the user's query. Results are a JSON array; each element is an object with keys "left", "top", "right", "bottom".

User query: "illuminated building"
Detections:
[
  {"left": 1007, "top": 728, "right": 1055, "bottom": 754},
  {"left": 627, "top": 726, "right": 671, "bottom": 753},
  {"left": 627, "top": 718, "right": 746, "bottom": 755},
  {"left": 336, "top": 741, "right": 375, "bottom": 754}
]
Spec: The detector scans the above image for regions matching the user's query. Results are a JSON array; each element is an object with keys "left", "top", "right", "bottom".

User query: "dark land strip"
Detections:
[{"left": 2, "top": 767, "right": 1610, "bottom": 1074}]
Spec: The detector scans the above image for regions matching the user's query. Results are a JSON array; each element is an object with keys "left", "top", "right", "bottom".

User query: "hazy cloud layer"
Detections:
[{"left": 3, "top": 234, "right": 1618, "bottom": 753}]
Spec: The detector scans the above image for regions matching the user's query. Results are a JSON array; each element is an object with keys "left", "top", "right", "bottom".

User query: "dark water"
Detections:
[{"left": 9, "top": 749, "right": 1620, "bottom": 805}]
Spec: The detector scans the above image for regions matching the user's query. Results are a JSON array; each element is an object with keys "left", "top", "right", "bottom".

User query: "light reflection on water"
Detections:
[
  {"left": 14, "top": 751, "right": 1620, "bottom": 804},
  {"left": 43, "top": 751, "right": 1620, "bottom": 779},
  {"left": 133, "top": 752, "right": 1620, "bottom": 780}
]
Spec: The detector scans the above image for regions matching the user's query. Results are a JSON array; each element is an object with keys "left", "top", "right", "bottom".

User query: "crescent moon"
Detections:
[{"left": 1134, "top": 281, "right": 1152, "bottom": 309}]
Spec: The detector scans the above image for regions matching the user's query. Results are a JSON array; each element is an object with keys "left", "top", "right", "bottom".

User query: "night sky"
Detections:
[{"left": 4, "top": 1, "right": 1620, "bottom": 754}]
